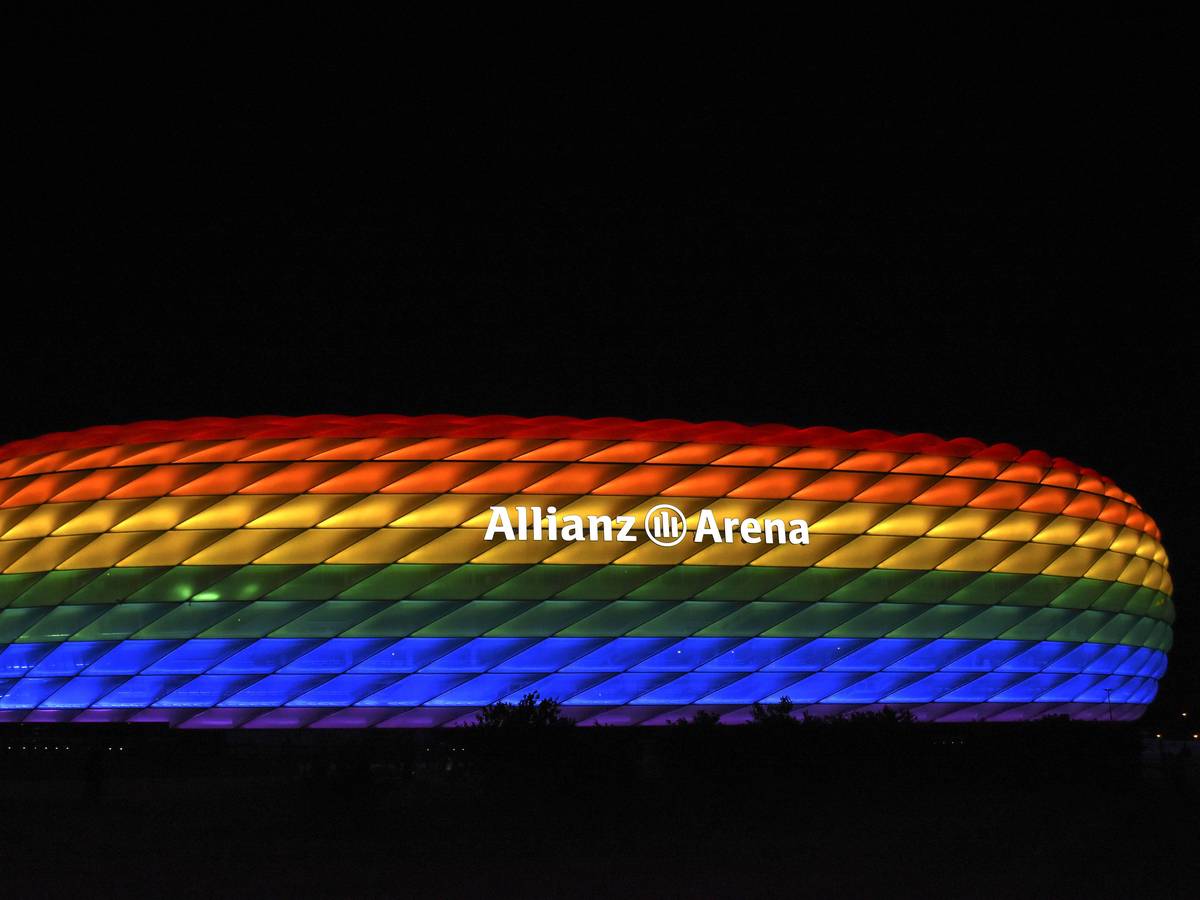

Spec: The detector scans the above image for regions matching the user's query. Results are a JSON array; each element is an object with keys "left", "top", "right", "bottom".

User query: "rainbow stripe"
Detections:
[{"left": 0, "top": 416, "right": 1173, "bottom": 727}]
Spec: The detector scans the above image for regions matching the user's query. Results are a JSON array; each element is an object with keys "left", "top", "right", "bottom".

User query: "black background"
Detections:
[{"left": 7, "top": 44, "right": 1197, "bottom": 715}]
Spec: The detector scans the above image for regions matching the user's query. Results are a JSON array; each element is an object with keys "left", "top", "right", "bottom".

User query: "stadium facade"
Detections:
[{"left": 0, "top": 416, "right": 1173, "bottom": 727}]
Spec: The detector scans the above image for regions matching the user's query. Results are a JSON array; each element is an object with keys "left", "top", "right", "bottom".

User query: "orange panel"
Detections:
[
  {"left": 239, "top": 462, "right": 354, "bottom": 494},
  {"left": 727, "top": 469, "right": 820, "bottom": 499},
  {"left": 996, "top": 462, "right": 1047, "bottom": 484},
  {"left": 582, "top": 441, "right": 676, "bottom": 463},
  {"left": 1018, "top": 486, "right": 1073, "bottom": 514},
  {"left": 451, "top": 462, "right": 562, "bottom": 494},
  {"left": 708, "top": 446, "right": 787, "bottom": 467},
  {"left": 379, "top": 461, "right": 491, "bottom": 493},
  {"left": 591, "top": 465, "right": 694, "bottom": 495},
  {"left": 1, "top": 473, "right": 86, "bottom": 508},
  {"left": 891, "top": 455, "right": 956, "bottom": 475},
  {"left": 107, "top": 465, "right": 219, "bottom": 499},
  {"left": 946, "top": 458, "right": 1007, "bottom": 479},
  {"left": 1041, "top": 469, "right": 1079, "bottom": 488},
  {"left": 1098, "top": 499, "right": 1130, "bottom": 525},
  {"left": 170, "top": 463, "right": 280, "bottom": 496},
  {"left": 523, "top": 463, "right": 630, "bottom": 494},
  {"left": 48, "top": 467, "right": 149, "bottom": 503},
  {"left": 175, "top": 439, "right": 282, "bottom": 463},
  {"left": 310, "top": 437, "right": 416, "bottom": 461},
  {"left": 834, "top": 451, "right": 905, "bottom": 472},
  {"left": 514, "top": 439, "right": 612, "bottom": 462},
  {"left": 59, "top": 446, "right": 131, "bottom": 471},
  {"left": 1061, "top": 493, "right": 1104, "bottom": 519},
  {"left": 912, "top": 478, "right": 987, "bottom": 507},
  {"left": 0, "top": 477, "right": 34, "bottom": 505},
  {"left": 853, "top": 474, "right": 936, "bottom": 504},
  {"left": 447, "top": 439, "right": 547, "bottom": 461},
  {"left": 775, "top": 448, "right": 850, "bottom": 469},
  {"left": 377, "top": 438, "right": 481, "bottom": 460},
  {"left": 115, "top": 442, "right": 197, "bottom": 467},
  {"left": 661, "top": 467, "right": 758, "bottom": 498},
  {"left": 307, "top": 461, "right": 422, "bottom": 494},
  {"left": 793, "top": 471, "right": 880, "bottom": 501},
  {"left": 967, "top": 482, "right": 1036, "bottom": 510},
  {"left": 650, "top": 444, "right": 735, "bottom": 465}
]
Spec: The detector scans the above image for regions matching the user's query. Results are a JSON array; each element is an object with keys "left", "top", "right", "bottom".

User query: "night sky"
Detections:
[{"left": 8, "top": 59, "right": 1197, "bottom": 712}]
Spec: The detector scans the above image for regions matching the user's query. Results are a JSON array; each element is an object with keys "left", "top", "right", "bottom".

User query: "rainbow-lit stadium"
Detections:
[{"left": 0, "top": 416, "right": 1173, "bottom": 727}]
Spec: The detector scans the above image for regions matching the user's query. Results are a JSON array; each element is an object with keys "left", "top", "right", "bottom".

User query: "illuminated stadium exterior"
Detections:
[{"left": 0, "top": 416, "right": 1173, "bottom": 728}]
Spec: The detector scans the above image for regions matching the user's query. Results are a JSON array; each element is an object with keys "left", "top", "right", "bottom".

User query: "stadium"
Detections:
[{"left": 0, "top": 415, "right": 1173, "bottom": 728}]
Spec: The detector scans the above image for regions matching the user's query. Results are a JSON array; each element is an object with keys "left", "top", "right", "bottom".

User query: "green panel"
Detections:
[
  {"left": 1146, "top": 621, "right": 1172, "bottom": 651},
  {"left": 999, "top": 608, "right": 1077, "bottom": 641},
  {"left": 266, "top": 564, "right": 383, "bottom": 601},
  {"left": 0, "top": 573, "right": 42, "bottom": 609},
  {"left": 887, "top": 604, "right": 985, "bottom": 639},
  {"left": 763, "top": 568, "right": 861, "bottom": 602},
  {"left": 695, "top": 567, "right": 797, "bottom": 601},
  {"left": 1049, "top": 577, "right": 1110, "bottom": 611},
  {"left": 484, "top": 600, "right": 604, "bottom": 636},
  {"left": 829, "top": 603, "right": 924, "bottom": 638},
  {"left": 1090, "top": 581, "right": 1138, "bottom": 614},
  {"left": 1001, "top": 575, "right": 1074, "bottom": 607},
  {"left": 557, "top": 600, "right": 676, "bottom": 637},
  {"left": 65, "top": 567, "right": 168, "bottom": 605},
  {"left": 482, "top": 565, "right": 596, "bottom": 600},
  {"left": 828, "top": 569, "right": 924, "bottom": 603},
  {"left": 1146, "top": 591, "right": 1174, "bottom": 624},
  {"left": 10, "top": 570, "right": 102, "bottom": 608},
  {"left": 946, "top": 573, "right": 1031, "bottom": 605},
  {"left": 628, "top": 601, "right": 740, "bottom": 636},
  {"left": 554, "top": 565, "right": 667, "bottom": 600},
  {"left": 0, "top": 607, "right": 51, "bottom": 642},
  {"left": 410, "top": 565, "right": 524, "bottom": 601},
  {"left": 889, "top": 571, "right": 981, "bottom": 604},
  {"left": 343, "top": 600, "right": 461, "bottom": 638},
  {"left": 628, "top": 567, "right": 731, "bottom": 601},
  {"left": 1122, "top": 587, "right": 1158, "bottom": 617},
  {"left": 15, "top": 605, "right": 108, "bottom": 643},
  {"left": 199, "top": 600, "right": 317, "bottom": 638},
  {"left": 131, "top": 565, "right": 242, "bottom": 603},
  {"left": 412, "top": 600, "right": 535, "bottom": 636},
  {"left": 1088, "top": 613, "right": 1139, "bottom": 645},
  {"left": 1045, "top": 610, "right": 1114, "bottom": 644},
  {"left": 763, "top": 602, "right": 862, "bottom": 637},
  {"left": 132, "top": 602, "right": 245, "bottom": 640},
  {"left": 945, "top": 605, "right": 1035, "bottom": 639},
  {"left": 695, "top": 601, "right": 803, "bottom": 637},
  {"left": 269, "top": 600, "right": 387, "bottom": 638},
  {"left": 190, "top": 565, "right": 309, "bottom": 602},
  {"left": 337, "top": 564, "right": 454, "bottom": 600},
  {"left": 71, "top": 603, "right": 173, "bottom": 642}
]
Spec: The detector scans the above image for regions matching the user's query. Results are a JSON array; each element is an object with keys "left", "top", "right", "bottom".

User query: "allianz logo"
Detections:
[{"left": 484, "top": 504, "right": 811, "bottom": 548}]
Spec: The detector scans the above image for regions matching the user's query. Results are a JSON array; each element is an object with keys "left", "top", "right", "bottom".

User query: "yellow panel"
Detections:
[
  {"left": 1152, "top": 543, "right": 1168, "bottom": 566},
  {"left": 810, "top": 503, "right": 898, "bottom": 535},
  {"left": 990, "top": 542, "right": 1066, "bottom": 575},
  {"left": 253, "top": 529, "right": 373, "bottom": 565},
  {"left": 877, "top": 537, "right": 969, "bottom": 570},
  {"left": 246, "top": 495, "right": 359, "bottom": 529},
  {"left": 5, "top": 535, "right": 93, "bottom": 573},
  {"left": 0, "top": 538, "right": 36, "bottom": 572},
  {"left": 52, "top": 499, "right": 154, "bottom": 536},
  {"left": 981, "top": 512, "right": 1050, "bottom": 542},
  {"left": 471, "top": 538, "right": 572, "bottom": 565},
  {"left": 686, "top": 536, "right": 776, "bottom": 566},
  {"left": 462, "top": 494, "right": 632, "bottom": 528},
  {"left": 1109, "top": 527, "right": 1141, "bottom": 555},
  {"left": 1041, "top": 547, "right": 1103, "bottom": 578},
  {"left": 927, "top": 508, "right": 1007, "bottom": 539},
  {"left": 317, "top": 494, "right": 427, "bottom": 528},
  {"left": 399, "top": 529, "right": 491, "bottom": 564},
  {"left": 0, "top": 507, "right": 34, "bottom": 537},
  {"left": 1141, "top": 563, "right": 1165, "bottom": 592},
  {"left": 1075, "top": 522, "right": 1120, "bottom": 550},
  {"left": 112, "top": 496, "right": 221, "bottom": 533},
  {"left": 815, "top": 535, "right": 914, "bottom": 568},
  {"left": 542, "top": 539, "right": 631, "bottom": 565},
  {"left": 324, "top": 528, "right": 443, "bottom": 565},
  {"left": 2, "top": 502, "right": 90, "bottom": 540},
  {"left": 176, "top": 495, "right": 288, "bottom": 530},
  {"left": 758, "top": 500, "right": 840, "bottom": 524},
  {"left": 1031, "top": 516, "right": 1090, "bottom": 546},
  {"left": 1082, "top": 551, "right": 1129, "bottom": 582},
  {"left": 57, "top": 532, "right": 158, "bottom": 570},
  {"left": 178, "top": 530, "right": 296, "bottom": 566},
  {"left": 619, "top": 497, "right": 709, "bottom": 529},
  {"left": 614, "top": 538, "right": 705, "bottom": 566},
  {"left": 751, "top": 534, "right": 853, "bottom": 568},
  {"left": 683, "top": 498, "right": 777, "bottom": 526},
  {"left": 867, "top": 505, "right": 954, "bottom": 537},
  {"left": 395, "top": 494, "right": 506, "bottom": 529},
  {"left": 118, "top": 530, "right": 228, "bottom": 567},
  {"left": 1116, "top": 556, "right": 1150, "bottom": 587},
  {"left": 936, "top": 540, "right": 1021, "bottom": 572}
]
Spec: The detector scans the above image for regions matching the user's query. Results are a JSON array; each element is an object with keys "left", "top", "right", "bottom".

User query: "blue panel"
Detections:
[
  {"left": 698, "top": 672, "right": 805, "bottom": 704},
  {"left": 764, "top": 672, "right": 865, "bottom": 703},
  {"left": 31, "top": 641, "right": 117, "bottom": 676},
  {"left": 1036, "top": 673, "right": 1103, "bottom": 703},
  {"left": 0, "top": 677, "right": 66, "bottom": 709},
  {"left": 491, "top": 638, "right": 607, "bottom": 673},
  {"left": 943, "top": 641, "right": 1033, "bottom": 672},
  {"left": 356, "top": 674, "right": 471, "bottom": 707},
  {"left": 220, "top": 674, "right": 327, "bottom": 707},
  {"left": 1107, "top": 676, "right": 1144, "bottom": 703},
  {"left": 85, "top": 640, "right": 179, "bottom": 675},
  {"left": 97, "top": 675, "right": 189, "bottom": 707},
  {"left": 145, "top": 639, "right": 250, "bottom": 675},
  {"left": 154, "top": 675, "right": 258, "bottom": 707},
  {"left": 1083, "top": 644, "right": 1134, "bottom": 675},
  {"left": 629, "top": 672, "right": 742, "bottom": 705},
  {"left": 697, "top": 638, "right": 805, "bottom": 672},
  {"left": 280, "top": 638, "right": 392, "bottom": 674},
  {"left": 996, "top": 641, "right": 1073, "bottom": 673},
  {"left": 886, "top": 639, "right": 976, "bottom": 672},
  {"left": 562, "top": 638, "right": 677, "bottom": 673},
  {"left": 1076, "top": 674, "right": 1128, "bottom": 703},
  {"left": 939, "top": 672, "right": 1026, "bottom": 702},
  {"left": 824, "top": 671, "right": 923, "bottom": 703},
  {"left": 351, "top": 638, "right": 465, "bottom": 674},
  {"left": 764, "top": 639, "right": 867, "bottom": 672},
  {"left": 826, "top": 639, "right": 927, "bottom": 672},
  {"left": 0, "top": 643, "right": 55, "bottom": 676},
  {"left": 1117, "top": 647, "right": 1154, "bottom": 676},
  {"left": 1131, "top": 679, "right": 1158, "bottom": 704},
  {"left": 289, "top": 673, "right": 397, "bottom": 706},
  {"left": 880, "top": 671, "right": 980, "bottom": 703},
  {"left": 424, "top": 673, "right": 541, "bottom": 706},
  {"left": 41, "top": 676, "right": 126, "bottom": 708},
  {"left": 1043, "top": 642, "right": 1109, "bottom": 674},
  {"left": 564, "top": 672, "right": 678, "bottom": 705},
  {"left": 631, "top": 638, "right": 743, "bottom": 672},
  {"left": 500, "top": 672, "right": 609, "bottom": 704},
  {"left": 421, "top": 638, "right": 539, "bottom": 673},
  {"left": 989, "top": 673, "right": 1071, "bottom": 703},
  {"left": 211, "top": 639, "right": 322, "bottom": 674}
]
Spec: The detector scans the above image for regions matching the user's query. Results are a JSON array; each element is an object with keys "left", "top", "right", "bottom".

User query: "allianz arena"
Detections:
[{"left": 0, "top": 416, "right": 1172, "bottom": 727}]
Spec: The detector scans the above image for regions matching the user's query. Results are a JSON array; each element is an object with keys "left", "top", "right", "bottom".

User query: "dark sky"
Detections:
[{"left": 7, "top": 56, "right": 1198, "bottom": 711}]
